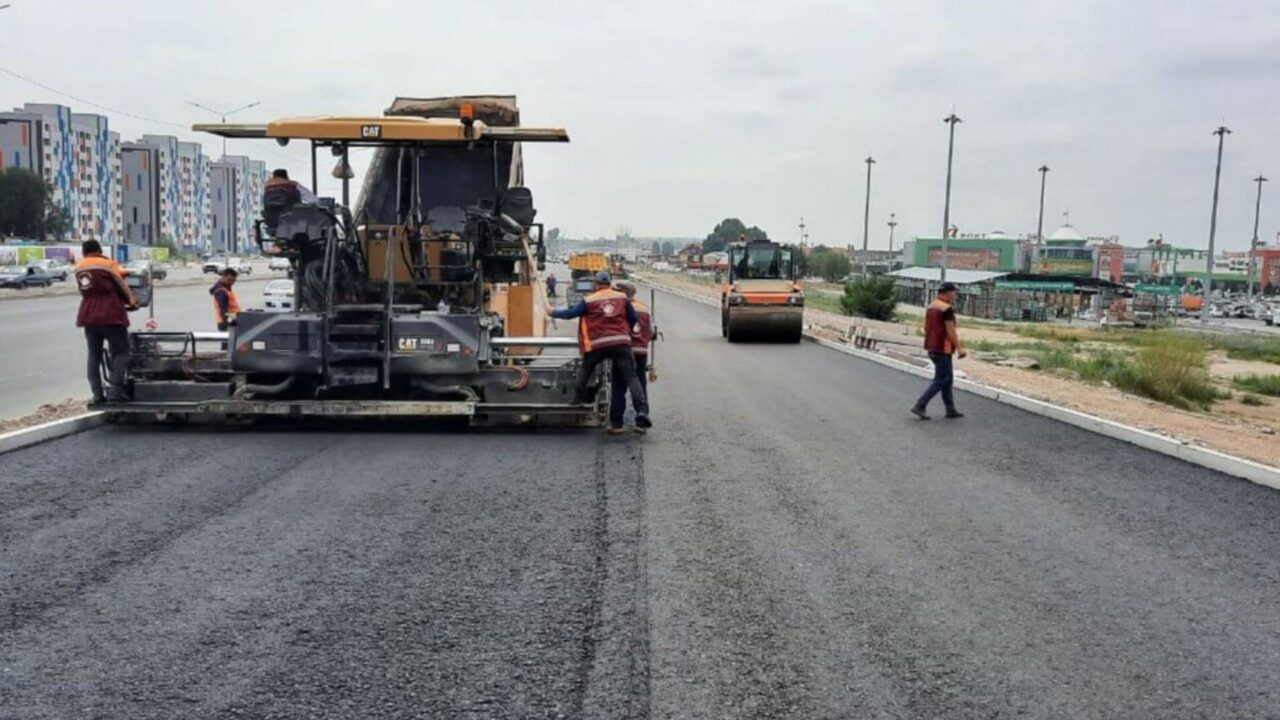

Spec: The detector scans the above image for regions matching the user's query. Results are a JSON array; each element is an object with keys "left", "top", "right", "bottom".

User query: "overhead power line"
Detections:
[{"left": 0, "top": 64, "right": 185, "bottom": 128}]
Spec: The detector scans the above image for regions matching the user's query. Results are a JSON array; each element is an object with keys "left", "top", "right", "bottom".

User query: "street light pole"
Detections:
[
  {"left": 862, "top": 155, "right": 875, "bottom": 279},
  {"left": 1036, "top": 165, "right": 1050, "bottom": 244},
  {"left": 941, "top": 113, "right": 961, "bottom": 283},
  {"left": 1203, "top": 125, "right": 1230, "bottom": 320},
  {"left": 1248, "top": 174, "right": 1267, "bottom": 298},
  {"left": 887, "top": 212, "right": 898, "bottom": 254},
  {"left": 185, "top": 100, "right": 261, "bottom": 158},
  {"left": 798, "top": 216, "right": 806, "bottom": 249}
]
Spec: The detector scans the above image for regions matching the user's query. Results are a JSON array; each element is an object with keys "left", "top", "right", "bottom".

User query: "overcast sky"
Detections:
[{"left": 3, "top": 0, "right": 1278, "bottom": 249}]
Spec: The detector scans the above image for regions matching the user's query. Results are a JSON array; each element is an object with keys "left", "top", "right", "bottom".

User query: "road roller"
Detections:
[{"left": 720, "top": 239, "right": 804, "bottom": 343}]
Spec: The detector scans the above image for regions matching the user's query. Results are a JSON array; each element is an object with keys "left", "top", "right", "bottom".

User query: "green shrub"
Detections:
[
  {"left": 1233, "top": 374, "right": 1280, "bottom": 397},
  {"left": 1240, "top": 393, "right": 1269, "bottom": 406},
  {"left": 1115, "top": 335, "right": 1222, "bottom": 410},
  {"left": 840, "top": 277, "right": 897, "bottom": 321}
]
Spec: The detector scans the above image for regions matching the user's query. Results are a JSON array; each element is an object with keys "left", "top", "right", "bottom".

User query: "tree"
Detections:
[
  {"left": 0, "top": 168, "right": 50, "bottom": 239},
  {"left": 42, "top": 202, "right": 71, "bottom": 241},
  {"left": 547, "top": 227, "right": 561, "bottom": 243},
  {"left": 840, "top": 276, "right": 898, "bottom": 320},
  {"left": 704, "top": 218, "right": 770, "bottom": 252},
  {"left": 808, "top": 251, "right": 851, "bottom": 282},
  {"left": 651, "top": 240, "right": 661, "bottom": 256},
  {"left": 660, "top": 240, "right": 675, "bottom": 257}
]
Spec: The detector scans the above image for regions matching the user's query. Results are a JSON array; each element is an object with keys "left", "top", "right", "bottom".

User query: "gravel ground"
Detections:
[{"left": 3, "top": 286, "right": 1280, "bottom": 718}]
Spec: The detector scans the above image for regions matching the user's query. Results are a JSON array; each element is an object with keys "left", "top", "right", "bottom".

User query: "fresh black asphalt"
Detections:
[{"left": 2, "top": 288, "right": 1278, "bottom": 718}]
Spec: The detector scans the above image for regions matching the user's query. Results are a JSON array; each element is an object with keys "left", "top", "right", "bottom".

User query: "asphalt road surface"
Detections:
[
  {"left": 3, "top": 287, "right": 1280, "bottom": 718},
  {"left": 0, "top": 275, "right": 274, "bottom": 420}
]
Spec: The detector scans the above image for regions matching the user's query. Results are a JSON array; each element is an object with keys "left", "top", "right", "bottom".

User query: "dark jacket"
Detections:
[{"left": 75, "top": 254, "right": 131, "bottom": 328}]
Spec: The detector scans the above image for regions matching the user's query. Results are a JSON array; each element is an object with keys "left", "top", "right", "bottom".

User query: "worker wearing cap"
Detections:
[
  {"left": 546, "top": 271, "right": 652, "bottom": 434},
  {"left": 911, "top": 281, "right": 966, "bottom": 419},
  {"left": 74, "top": 239, "right": 137, "bottom": 404},
  {"left": 608, "top": 282, "right": 654, "bottom": 432},
  {"left": 210, "top": 268, "right": 241, "bottom": 331}
]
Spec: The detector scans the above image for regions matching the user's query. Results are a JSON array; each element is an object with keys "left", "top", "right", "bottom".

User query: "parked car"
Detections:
[
  {"left": 262, "top": 279, "right": 294, "bottom": 310},
  {"left": 202, "top": 256, "right": 227, "bottom": 274},
  {"left": 26, "top": 259, "right": 70, "bottom": 281},
  {"left": 0, "top": 265, "right": 54, "bottom": 289},
  {"left": 268, "top": 256, "right": 291, "bottom": 272},
  {"left": 125, "top": 260, "right": 168, "bottom": 281}
]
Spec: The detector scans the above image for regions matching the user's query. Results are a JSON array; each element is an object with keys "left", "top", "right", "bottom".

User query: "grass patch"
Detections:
[
  {"left": 1233, "top": 373, "right": 1280, "bottom": 397},
  {"left": 1210, "top": 335, "right": 1280, "bottom": 365},
  {"left": 1240, "top": 393, "right": 1269, "bottom": 406},
  {"left": 1115, "top": 335, "right": 1225, "bottom": 410},
  {"left": 805, "top": 292, "right": 845, "bottom": 316},
  {"left": 1021, "top": 333, "right": 1224, "bottom": 410}
]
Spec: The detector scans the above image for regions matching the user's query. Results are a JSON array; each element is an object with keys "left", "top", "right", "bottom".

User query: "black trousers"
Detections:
[
  {"left": 576, "top": 344, "right": 648, "bottom": 423},
  {"left": 610, "top": 353, "right": 648, "bottom": 427},
  {"left": 85, "top": 325, "right": 129, "bottom": 401}
]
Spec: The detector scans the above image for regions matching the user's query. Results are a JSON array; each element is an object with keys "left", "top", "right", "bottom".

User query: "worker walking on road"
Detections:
[
  {"left": 210, "top": 268, "right": 240, "bottom": 331},
  {"left": 546, "top": 273, "right": 558, "bottom": 298},
  {"left": 911, "top": 281, "right": 966, "bottom": 420},
  {"left": 610, "top": 282, "right": 654, "bottom": 432},
  {"left": 75, "top": 240, "right": 137, "bottom": 404},
  {"left": 547, "top": 271, "right": 652, "bottom": 434}
]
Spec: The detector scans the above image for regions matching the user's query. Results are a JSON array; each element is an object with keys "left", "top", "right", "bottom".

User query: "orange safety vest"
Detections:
[{"left": 212, "top": 285, "right": 241, "bottom": 327}]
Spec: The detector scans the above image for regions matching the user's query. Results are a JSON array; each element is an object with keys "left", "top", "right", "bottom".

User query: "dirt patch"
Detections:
[{"left": 0, "top": 399, "right": 92, "bottom": 435}]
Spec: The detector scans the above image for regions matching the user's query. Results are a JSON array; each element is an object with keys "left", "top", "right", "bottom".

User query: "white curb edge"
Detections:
[
  {"left": 638, "top": 276, "right": 1280, "bottom": 491},
  {"left": 0, "top": 412, "right": 107, "bottom": 456}
]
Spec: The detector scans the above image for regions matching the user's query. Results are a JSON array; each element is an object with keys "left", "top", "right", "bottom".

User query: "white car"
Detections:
[
  {"left": 263, "top": 279, "right": 294, "bottom": 310},
  {"left": 204, "top": 256, "right": 254, "bottom": 275},
  {"left": 268, "top": 256, "right": 291, "bottom": 272}
]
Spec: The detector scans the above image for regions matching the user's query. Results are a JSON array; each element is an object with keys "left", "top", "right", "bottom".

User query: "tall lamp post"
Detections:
[
  {"left": 1203, "top": 125, "right": 1230, "bottom": 320},
  {"left": 862, "top": 156, "right": 876, "bottom": 279},
  {"left": 1248, "top": 175, "right": 1267, "bottom": 298},
  {"left": 1036, "top": 165, "right": 1050, "bottom": 244},
  {"left": 887, "top": 212, "right": 898, "bottom": 254},
  {"left": 798, "top": 216, "right": 806, "bottom": 249},
  {"left": 940, "top": 113, "right": 962, "bottom": 282},
  {"left": 185, "top": 100, "right": 261, "bottom": 157}
]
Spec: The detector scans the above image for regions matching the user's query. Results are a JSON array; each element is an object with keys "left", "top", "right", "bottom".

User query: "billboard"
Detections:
[{"left": 927, "top": 247, "right": 1000, "bottom": 271}]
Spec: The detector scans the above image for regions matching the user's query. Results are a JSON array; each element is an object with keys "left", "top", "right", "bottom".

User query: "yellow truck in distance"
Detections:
[{"left": 568, "top": 252, "right": 608, "bottom": 279}]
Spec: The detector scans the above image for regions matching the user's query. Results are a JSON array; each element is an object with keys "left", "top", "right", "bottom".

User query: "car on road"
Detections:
[
  {"left": 0, "top": 265, "right": 54, "bottom": 289},
  {"left": 268, "top": 256, "right": 290, "bottom": 272},
  {"left": 26, "top": 259, "right": 70, "bottom": 282},
  {"left": 262, "top": 279, "right": 294, "bottom": 310},
  {"left": 125, "top": 260, "right": 168, "bottom": 281},
  {"left": 203, "top": 256, "right": 253, "bottom": 275}
]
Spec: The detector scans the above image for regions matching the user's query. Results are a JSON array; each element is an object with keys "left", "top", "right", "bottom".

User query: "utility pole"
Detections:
[
  {"left": 887, "top": 212, "right": 898, "bottom": 253},
  {"left": 798, "top": 216, "right": 806, "bottom": 248},
  {"left": 1036, "top": 165, "right": 1050, "bottom": 244},
  {"left": 1203, "top": 125, "right": 1230, "bottom": 320},
  {"left": 1248, "top": 174, "right": 1267, "bottom": 298},
  {"left": 941, "top": 113, "right": 962, "bottom": 282},
  {"left": 186, "top": 100, "right": 261, "bottom": 158},
  {"left": 862, "top": 156, "right": 876, "bottom": 279}
]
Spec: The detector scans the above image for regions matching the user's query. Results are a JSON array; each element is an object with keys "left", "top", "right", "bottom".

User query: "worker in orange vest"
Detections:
[
  {"left": 210, "top": 268, "right": 241, "bottom": 331},
  {"left": 546, "top": 271, "right": 651, "bottom": 434},
  {"left": 74, "top": 240, "right": 136, "bottom": 403}
]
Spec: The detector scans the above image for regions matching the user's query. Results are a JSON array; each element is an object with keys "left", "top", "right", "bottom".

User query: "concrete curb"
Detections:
[
  {"left": 638, "top": 276, "right": 1280, "bottom": 491},
  {"left": 0, "top": 412, "right": 107, "bottom": 456}
]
